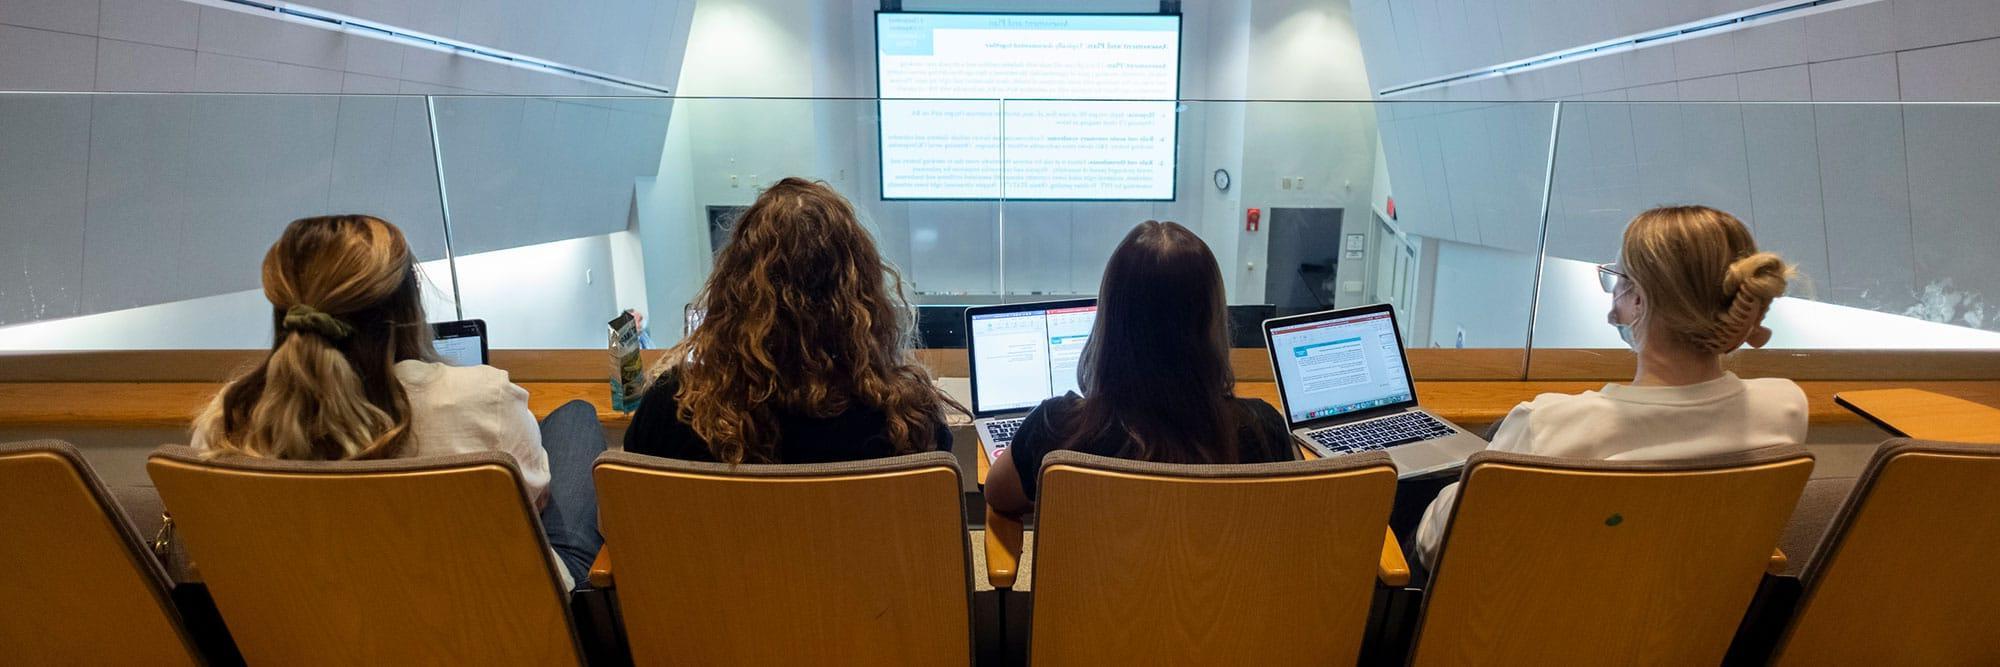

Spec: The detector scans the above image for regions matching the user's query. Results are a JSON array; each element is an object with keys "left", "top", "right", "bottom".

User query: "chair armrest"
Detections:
[
  {"left": 589, "top": 547, "right": 613, "bottom": 589},
  {"left": 985, "top": 506, "right": 1024, "bottom": 589},
  {"left": 1378, "top": 527, "right": 1411, "bottom": 587},
  {"left": 1767, "top": 547, "right": 1787, "bottom": 576}
]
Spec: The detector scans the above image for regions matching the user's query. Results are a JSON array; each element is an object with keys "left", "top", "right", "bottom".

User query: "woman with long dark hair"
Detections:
[{"left": 984, "top": 220, "right": 1294, "bottom": 515}]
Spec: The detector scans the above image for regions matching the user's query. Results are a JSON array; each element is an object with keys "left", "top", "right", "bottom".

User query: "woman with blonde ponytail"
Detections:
[
  {"left": 192, "top": 215, "right": 605, "bottom": 590},
  {"left": 1408, "top": 205, "right": 1807, "bottom": 569}
]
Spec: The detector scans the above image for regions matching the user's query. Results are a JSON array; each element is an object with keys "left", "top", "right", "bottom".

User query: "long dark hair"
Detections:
[
  {"left": 198, "top": 215, "right": 434, "bottom": 460},
  {"left": 1060, "top": 220, "right": 1241, "bottom": 464},
  {"left": 662, "top": 177, "right": 959, "bottom": 464}
]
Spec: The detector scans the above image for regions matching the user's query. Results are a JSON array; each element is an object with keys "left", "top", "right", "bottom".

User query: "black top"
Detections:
[
  {"left": 622, "top": 374, "right": 953, "bottom": 463},
  {"left": 1006, "top": 393, "right": 1296, "bottom": 501}
]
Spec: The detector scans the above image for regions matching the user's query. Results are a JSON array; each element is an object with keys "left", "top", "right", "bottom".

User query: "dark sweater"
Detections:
[
  {"left": 1005, "top": 392, "right": 1295, "bottom": 501},
  {"left": 622, "top": 374, "right": 953, "bottom": 463}
]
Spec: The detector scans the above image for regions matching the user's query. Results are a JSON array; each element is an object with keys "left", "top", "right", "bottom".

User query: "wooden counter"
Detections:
[
  {"left": 1835, "top": 388, "right": 2000, "bottom": 443},
  {"left": 3, "top": 348, "right": 1994, "bottom": 436},
  {"left": 7, "top": 379, "right": 1992, "bottom": 431}
]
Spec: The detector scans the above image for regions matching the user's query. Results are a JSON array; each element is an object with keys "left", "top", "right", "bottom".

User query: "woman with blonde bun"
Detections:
[{"left": 1409, "top": 205, "right": 1805, "bottom": 569}]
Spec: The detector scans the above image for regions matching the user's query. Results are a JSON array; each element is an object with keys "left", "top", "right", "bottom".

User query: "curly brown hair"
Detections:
[{"left": 659, "top": 177, "right": 959, "bottom": 463}]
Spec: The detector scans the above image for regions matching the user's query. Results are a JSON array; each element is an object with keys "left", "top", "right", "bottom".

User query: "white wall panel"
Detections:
[
  {"left": 1734, "top": 19, "right": 1809, "bottom": 72},
  {"left": 98, "top": 0, "right": 197, "bottom": 49},
  {"left": 197, "top": 6, "right": 347, "bottom": 71},
  {"left": 0, "top": 0, "right": 98, "bottom": 34},
  {"left": 81, "top": 95, "right": 195, "bottom": 312},
  {"left": 0, "top": 96, "right": 91, "bottom": 325},
  {"left": 340, "top": 30, "right": 402, "bottom": 78},
  {"left": 1678, "top": 73, "right": 1740, "bottom": 100},
  {"left": 1894, "top": 0, "right": 2000, "bottom": 51},
  {"left": 94, "top": 38, "right": 194, "bottom": 92},
  {"left": 1675, "top": 29, "right": 1743, "bottom": 80},
  {"left": 179, "top": 96, "right": 341, "bottom": 298},
  {"left": 1898, "top": 36, "right": 2000, "bottom": 101},
  {"left": 1805, "top": 0, "right": 1897, "bottom": 62},
  {"left": 1809, "top": 52, "right": 1901, "bottom": 100},
  {"left": 1815, "top": 105, "right": 1915, "bottom": 309},
  {"left": 1741, "top": 104, "right": 1830, "bottom": 283},
  {"left": 339, "top": 71, "right": 398, "bottom": 94},
  {"left": 0, "top": 24, "right": 95, "bottom": 89},
  {"left": 192, "top": 51, "right": 342, "bottom": 93},
  {"left": 1737, "top": 64, "right": 1813, "bottom": 101},
  {"left": 1903, "top": 105, "right": 2000, "bottom": 324}
]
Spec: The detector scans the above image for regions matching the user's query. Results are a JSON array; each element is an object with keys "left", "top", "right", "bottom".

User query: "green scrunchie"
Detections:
[{"left": 282, "top": 304, "right": 355, "bottom": 340}]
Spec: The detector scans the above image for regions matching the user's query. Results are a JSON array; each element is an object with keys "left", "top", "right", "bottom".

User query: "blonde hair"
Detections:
[
  {"left": 1620, "top": 205, "right": 1794, "bottom": 355},
  {"left": 196, "top": 215, "right": 432, "bottom": 460}
]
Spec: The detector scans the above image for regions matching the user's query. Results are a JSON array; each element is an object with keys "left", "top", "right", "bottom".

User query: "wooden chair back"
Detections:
[
  {"left": 1029, "top": 450, "right": 1398, "bottom": 667},
  {"left": 0, "top": 440, "right": 202, "bottom": 665},
  {"left": 1775, "top": 438, "right": 2000, "bottom": 665},
  {"left": 593, "top": 450, "right": 972, "bottom": 666},
  {"left": 1411, "top": 445, "right": 1813, "bottom": 665},
  {"left": 146, "top": 445, "right": 580, "bottom": 666}
]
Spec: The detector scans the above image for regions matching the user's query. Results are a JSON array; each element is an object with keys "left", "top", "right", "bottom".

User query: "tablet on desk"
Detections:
[{"left": 431, "top": 319, "right": 488, "bottom": 367}]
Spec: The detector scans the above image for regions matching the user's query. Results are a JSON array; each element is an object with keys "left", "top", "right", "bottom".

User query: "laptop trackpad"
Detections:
[{"left": 1391, "top": 444, "right": 1456, "bottom": 476}]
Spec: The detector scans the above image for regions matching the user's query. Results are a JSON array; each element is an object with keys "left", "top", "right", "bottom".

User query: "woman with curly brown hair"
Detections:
[{"left": 623, "top": 178, "right": 957, "bottom": 463}]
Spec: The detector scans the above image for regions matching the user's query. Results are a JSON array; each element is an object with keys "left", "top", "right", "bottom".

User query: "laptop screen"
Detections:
[
  {"left": 968, "top": 303, "right": 1097, "bottom": 414},
  {"left": 431, "top": 319, "right": 488, "bottom": 367},
  {"left": 1267, "top": 309, "right": 1416, "bottom": 424}
]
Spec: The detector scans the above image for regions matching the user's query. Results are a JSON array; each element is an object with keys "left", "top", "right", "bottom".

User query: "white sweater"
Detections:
[
  {"left": 1413, "top": 372, "right": 1808, "bottom": 568},
  {"left": 192, "top": 360, "right": 567, "bottom": 588}
]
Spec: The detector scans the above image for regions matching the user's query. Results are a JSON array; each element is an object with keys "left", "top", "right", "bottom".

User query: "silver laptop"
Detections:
[
  {"left": 1263, "top": 304, "right": 1485, "bottom": 478},
  {"left": 965, "top": 299, "right": 1098, "bottom": 462}
]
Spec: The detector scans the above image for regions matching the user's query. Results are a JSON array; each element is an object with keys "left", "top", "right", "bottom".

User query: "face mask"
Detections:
[
  {"left": 1609, "top": 286, "right": 1641, "bottom": 351},
  {"left": 1612, "top": 321, "right": 1637, "bottom": 349}
]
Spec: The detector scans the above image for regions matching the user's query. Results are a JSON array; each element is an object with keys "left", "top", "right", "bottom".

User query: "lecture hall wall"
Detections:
[
  {"left": 0, "top": 0, "right": 697, "bottom": 348},
  {"left": 1353, "top": 0, "right": 2000, "bottom": 347}
]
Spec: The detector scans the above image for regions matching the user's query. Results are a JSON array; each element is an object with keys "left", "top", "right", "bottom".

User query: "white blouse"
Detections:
[
  {"left": 1413, "top": 372, "right": 1809, "bottom": 568},
  {"left": 192, "top": 360, "right": 565, "bottom": 588}
]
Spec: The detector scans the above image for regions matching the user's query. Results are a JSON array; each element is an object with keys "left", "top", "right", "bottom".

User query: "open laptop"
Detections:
[
  {"left": 431, "top": 319, "right": 488, "bottom": 366},
  {"left": 1263, "top": 304, "right": 1485, "bottom": 478},
  {"left": 965, "top": 299, "right": 1098, "bottom": 462}
]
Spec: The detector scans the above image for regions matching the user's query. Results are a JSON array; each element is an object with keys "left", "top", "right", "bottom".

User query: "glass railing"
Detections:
[
  {"left": 1, "top": 93, "right": 1994, "bottom": 373},
  {"left": 1531, "top": 101, "right": 2000, "bottom": 367}
]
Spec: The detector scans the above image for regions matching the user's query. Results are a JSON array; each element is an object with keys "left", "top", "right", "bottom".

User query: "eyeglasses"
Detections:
[{"left": 1596, "top": 263, "right": 1627, "bottom": 294}]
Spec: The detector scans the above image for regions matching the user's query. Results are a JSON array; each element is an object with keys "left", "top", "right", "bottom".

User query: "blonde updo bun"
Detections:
[
  {"left": 1700, "top": 251, "right": 1793, "bottom": 354},
  {"left": 1621, "top": 206, "right": 1794, "bottom": 355}
]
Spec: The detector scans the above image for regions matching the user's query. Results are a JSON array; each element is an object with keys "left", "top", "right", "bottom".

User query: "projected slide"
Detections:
[{"left": 877, "top": 12, "right": 1181, "bottom": 200}]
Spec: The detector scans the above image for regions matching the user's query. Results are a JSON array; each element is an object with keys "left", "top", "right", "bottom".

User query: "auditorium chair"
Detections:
[
  {"left": 1021, "top": 449, "right": 1401, "bottom": 667},
  {"left": 0, "top": 440, "right": 205, "bottom": 665},
  {"left": 592, "top": 450, "right": 973, "bottom": 666},
  {"left": 1771, "top": 438, "right": 2000, "bottom": 665},
  {"left": 1407, "top": 446, "right": 1813, "bottom": 665},
  {"left": 147, "top": 446, "right": 583, "bottom": 666}
]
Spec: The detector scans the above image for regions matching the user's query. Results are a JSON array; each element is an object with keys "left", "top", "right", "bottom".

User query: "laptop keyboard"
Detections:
[
  {"left": 986, "top": 416, "right": 1024, "bottom": 445},
  {"left": 1308, "top": 412, "right": 1454, "bottom": 455}
]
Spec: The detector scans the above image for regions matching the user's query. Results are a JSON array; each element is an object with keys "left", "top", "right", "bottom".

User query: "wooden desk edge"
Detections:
[
  {"left": 1834, "top": 388, "right": 2000, "bottom": 443},
  {"left": 984, "top": 506, "right": 1023, "bottom": 590},
  {"left": 588, "top": 548, "right": 613, "bottom": 589},
  {"left": 5, "top": 380, "right": 1991, "bottom": 430}
]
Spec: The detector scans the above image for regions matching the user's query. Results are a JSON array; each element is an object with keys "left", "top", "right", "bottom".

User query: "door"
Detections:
[{"left": 1262, "top": 207, "right": 1344, "bottom": 316}]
